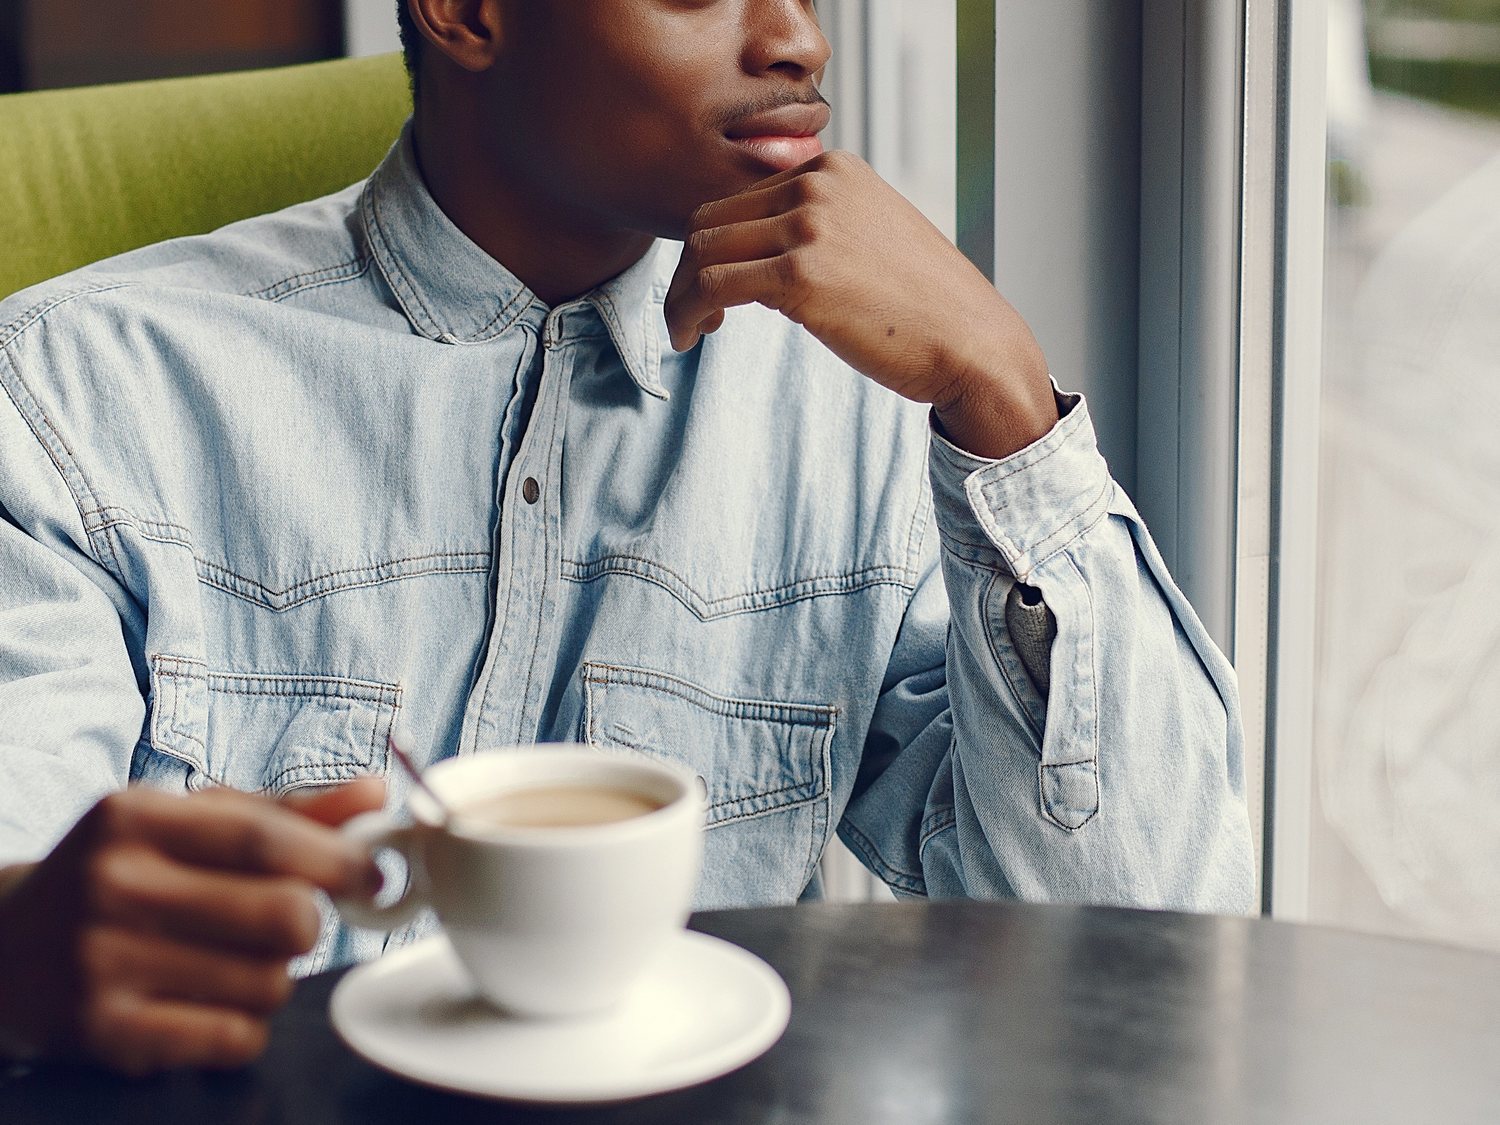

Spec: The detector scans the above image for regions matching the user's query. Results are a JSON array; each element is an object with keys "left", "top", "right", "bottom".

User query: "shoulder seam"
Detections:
[
  {"left": 0, "top": 281, "right": 133, "bottom": 350},
  {"left": 0, "top": 340, "right": 113, "bottom": 575}
]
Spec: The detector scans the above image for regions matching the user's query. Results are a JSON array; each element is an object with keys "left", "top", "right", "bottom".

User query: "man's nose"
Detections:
[{"left": 742, "top": 0, "right": 833, "bottom": 80}]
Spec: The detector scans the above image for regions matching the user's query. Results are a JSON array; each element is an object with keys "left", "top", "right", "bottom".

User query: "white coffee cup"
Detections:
[{"left": 336, "top": 745, "right": 705, "bottom": 1019}]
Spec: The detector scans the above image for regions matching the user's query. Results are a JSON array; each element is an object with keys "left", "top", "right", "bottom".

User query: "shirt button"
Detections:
[
  {"left": 522, "top": 477, "right": 540, "bottom": 505},
  {"left": 695, "top": 775, "right": 709, "bottom": 801}
]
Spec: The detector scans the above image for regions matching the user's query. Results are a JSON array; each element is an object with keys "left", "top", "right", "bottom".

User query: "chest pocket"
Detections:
[
  {"left": 581, "top": 662, "right": 835, "bottom": 909},
  {"left": 146, "top": 655, "right": 400, "bottom": 796}
]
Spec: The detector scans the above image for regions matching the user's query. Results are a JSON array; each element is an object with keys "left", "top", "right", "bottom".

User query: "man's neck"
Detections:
[{"left": 412, "top": 114, "right": 655, "bottom": 308}]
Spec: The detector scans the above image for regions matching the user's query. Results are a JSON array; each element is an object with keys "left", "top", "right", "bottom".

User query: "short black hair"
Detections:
[{"left": 396, "top": 2, "right": 421, "bottom": 98}]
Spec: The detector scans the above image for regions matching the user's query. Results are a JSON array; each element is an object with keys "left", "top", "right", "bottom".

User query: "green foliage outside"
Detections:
[
  {"left": 1370, "top": 57, "right": 1500, "bottom": 116},
  {"left": 1365, "top": 0, "right": 1500, "bottom": 117},
  {"left": 1368, "top": 0, "right": 1500, "bottom": 19}
]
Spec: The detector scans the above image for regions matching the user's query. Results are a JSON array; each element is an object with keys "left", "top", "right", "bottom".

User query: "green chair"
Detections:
[{"left": 0, "top": 54, "right": 411, "bottom": 302}]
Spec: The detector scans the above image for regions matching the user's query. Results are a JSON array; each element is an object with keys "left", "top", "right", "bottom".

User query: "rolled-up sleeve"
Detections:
[{"left": 839, "top": 392, "right": 1256, "bottom": 914}]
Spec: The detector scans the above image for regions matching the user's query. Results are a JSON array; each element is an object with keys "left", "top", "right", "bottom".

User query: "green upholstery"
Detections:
[{"left": 0, "top": 54, "right": 411, "bottom": 302}]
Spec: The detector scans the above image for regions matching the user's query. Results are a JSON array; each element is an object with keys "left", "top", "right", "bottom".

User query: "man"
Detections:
[{"left": 0, "top": 0, "right": 1254, "bottom": 1074}]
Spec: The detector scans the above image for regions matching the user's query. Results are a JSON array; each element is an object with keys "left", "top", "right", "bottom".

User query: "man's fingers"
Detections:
[
  {"left": 281, "top": 777, "right": 386, "bottom": 829},
  {"left": 90, "top": 847, "right": 322, "bottom": 958},
  {"left": 672, "top": 161, "right": 851, "bottom": 350},
  {"left": 688, "top": 175, "right": 808, "bottom": 235},
  {"left": 81, "top": 926, "right": 293, "bottom": 1017},
  {"left": 681, "top": 213, "right": 801, "bottom": 273},
  {"left": 667, "top": 213, "right": 800, "bottom": 344},
  {"left": 666, "top": 256, "right": 804, "bottom": 351},
  {"left": 85, "top": 994, "right": 268, "bottom": 1076},
  {"left": 688, "top": 150, "right": 862, "bottom": 232},
  {"left": 102, "top": 787, "right": 378, "bottom": 897}
]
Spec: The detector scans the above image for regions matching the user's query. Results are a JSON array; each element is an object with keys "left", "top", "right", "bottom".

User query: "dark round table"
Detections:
[{"left": 4, "top": 901, "right": 1499, "bottom": 1123}]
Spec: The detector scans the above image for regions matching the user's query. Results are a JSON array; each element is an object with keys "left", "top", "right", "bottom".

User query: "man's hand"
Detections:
[
  {"left": 665, "top": 149, "right": 1059, "bottom": 460},
  {"left": 0, "top": 780, "right": 384, "bottom": 1075}
]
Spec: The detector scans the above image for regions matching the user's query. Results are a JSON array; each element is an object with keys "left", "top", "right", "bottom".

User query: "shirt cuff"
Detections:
[{"left": 927, "top": 389, "right": 1115, "bottom": 581}]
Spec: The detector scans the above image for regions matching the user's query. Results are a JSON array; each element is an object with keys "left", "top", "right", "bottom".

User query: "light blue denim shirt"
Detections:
[{"left": 0, "top": 125, "right": 1254, "bottom": 971}]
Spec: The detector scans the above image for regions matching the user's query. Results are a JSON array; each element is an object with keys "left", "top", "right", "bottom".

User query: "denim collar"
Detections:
[{"left": 360, "top": 122, "right": 669, "bottom": 399}]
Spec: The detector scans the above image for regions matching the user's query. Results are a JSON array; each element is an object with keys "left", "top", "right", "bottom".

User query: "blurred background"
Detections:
[
  {"left": 0, "top": 1, "right": 344, "bottom": 91},
  {"left": 1318, "top": 0, "right": 1500, "bottom": 952},
  {"left": 1, "top": 0, "right": 1497, "bottom": 950}
]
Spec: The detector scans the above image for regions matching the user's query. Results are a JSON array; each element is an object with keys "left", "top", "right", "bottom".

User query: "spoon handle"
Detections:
[{"left": 386, "top": 731, "right": 452, "bottom": 826}]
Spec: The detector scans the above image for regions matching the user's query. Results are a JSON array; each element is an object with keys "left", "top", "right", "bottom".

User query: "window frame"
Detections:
[
  {"left": 951, "top": 0, "right": 1328, "bottom": 914},
  {"left": 1260, "top": 0, "right": 1328, "bottom": 921}
]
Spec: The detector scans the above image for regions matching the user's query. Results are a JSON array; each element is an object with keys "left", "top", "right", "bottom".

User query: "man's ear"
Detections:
[{"left": 407, "top": 0, "right": 505, "bottom": 74}]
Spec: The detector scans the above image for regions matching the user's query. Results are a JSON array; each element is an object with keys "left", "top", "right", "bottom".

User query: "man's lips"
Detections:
[
  {"left": 726, "top": 135, "right": 826, "bottom": 174},
  {"left": 723, "top": 101, "right": 831, "bottom": 140},
  {"left": 724, "top": 102, "right": 832, "bottom": 173}
]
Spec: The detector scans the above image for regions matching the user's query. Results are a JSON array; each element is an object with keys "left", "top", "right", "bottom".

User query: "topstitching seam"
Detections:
[
  {"left": 0, "top": 340, "right": 116, "bottom": 577},
  {"left": 562, "top": 554, "right": 915, "bottom": 609},
  {"left": 0, "top": 282, "right": 133, "bottom": 350},
  {"left": 245, "top": 256, "right": 370, "bottom": 303},
  {"left": 583, "top": 662, "right": 837, "bottom": 723}
]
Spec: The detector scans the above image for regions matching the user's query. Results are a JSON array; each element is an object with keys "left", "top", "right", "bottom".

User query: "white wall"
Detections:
[
  {"left": 992, "top": 4, "right": 1143, "bottom": 494},
  {"left": 345, "top": 0, "right": 401, "bottom": 57}
]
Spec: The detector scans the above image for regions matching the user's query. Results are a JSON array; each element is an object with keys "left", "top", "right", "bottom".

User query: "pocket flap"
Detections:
[
  {"left": 582, "top": 662, "right": 834, "bottom": 827},
  {"left": 1039, "top": 761, "right": 1100, "bottom": 831},
  {"left": 149, "top": 655, "right": 400, "bottom": 795}
]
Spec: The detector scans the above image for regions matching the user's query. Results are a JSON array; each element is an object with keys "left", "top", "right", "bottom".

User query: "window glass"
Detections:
[{"left": 1313, "top": 0, "right": 1500, "bottom": 948}]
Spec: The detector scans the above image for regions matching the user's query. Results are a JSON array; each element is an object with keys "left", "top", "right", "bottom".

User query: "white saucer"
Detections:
[{"left": 329, "top": 930, "right": 791, "bottom": 1104}]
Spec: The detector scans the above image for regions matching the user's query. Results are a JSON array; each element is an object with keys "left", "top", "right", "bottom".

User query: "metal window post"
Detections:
[
  {"left": 1263, "top": 0, "right": 1328, "bottom": 921},
  {"left": 956, "top": 0, "right": 996, "bottom": 282}
]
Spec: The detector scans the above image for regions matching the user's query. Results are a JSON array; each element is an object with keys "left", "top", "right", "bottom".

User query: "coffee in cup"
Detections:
[
  {"left": 455, "top": 783, "right": 666, "bottom": 830},
  {"left": 335, "top": 745, "right": 705, "bottom": 1019}
]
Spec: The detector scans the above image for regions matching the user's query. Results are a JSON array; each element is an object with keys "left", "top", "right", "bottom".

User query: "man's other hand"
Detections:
[{"left": 0, "top": 779, "right": 384, "bottom": 1075}]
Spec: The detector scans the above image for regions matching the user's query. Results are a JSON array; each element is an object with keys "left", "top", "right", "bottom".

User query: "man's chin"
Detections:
[
  {"left": 653, "top": 205, "right": 717, "bottom": 244},
  {"left": 623, "top": 168, "right": 766, "bottom": 242},
  {"left": 672, "top": 178, "right": 767, "bottom": 235}
]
